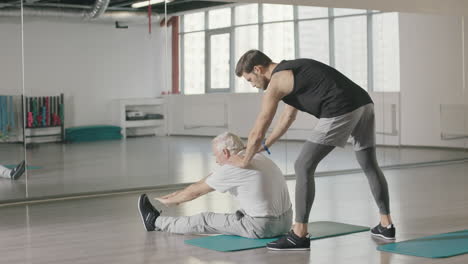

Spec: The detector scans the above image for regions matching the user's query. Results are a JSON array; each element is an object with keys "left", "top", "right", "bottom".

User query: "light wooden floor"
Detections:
[{"left": 1, "top": 162, "right": 467, "bottom": 264}]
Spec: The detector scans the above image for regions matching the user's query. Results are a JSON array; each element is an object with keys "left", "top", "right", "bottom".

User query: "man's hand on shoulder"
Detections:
[
  {"left": 226, "top": 154, "right": 249, "bottom": 168},
  {"left": 256, "top": 144, "right": 266, "bottom": 153}
]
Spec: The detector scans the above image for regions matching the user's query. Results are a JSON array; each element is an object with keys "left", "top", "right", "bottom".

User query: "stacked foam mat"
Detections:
[{"left": 65, "top": 125, "right": 122, "bottom": 143}]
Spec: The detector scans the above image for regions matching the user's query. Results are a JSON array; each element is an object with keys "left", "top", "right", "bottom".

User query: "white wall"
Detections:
[
  {"left": 399, "top": 13, "right": 467, "bottom": 148},
  {"left": 167, "top": 93, "right": 293, "bottom": 138},
  {"left": 372, "top": 92, "right": 400, "bottom": 146},
  {"left": 0, "top": 19, "right": 24, "bottom": 142},
  {"left": 1, "top": 17, "right": 168, "bottom": 128},
  {"left": 166, "top": 92, "right": 400, "bottom": 146},
  {"left": 0, "top": 19, "right": 23, "bottom": 96}
]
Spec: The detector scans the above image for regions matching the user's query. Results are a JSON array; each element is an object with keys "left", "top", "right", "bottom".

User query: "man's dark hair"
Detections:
[{"left": 235, "top": 50, "right": 272, "bottom": 77}]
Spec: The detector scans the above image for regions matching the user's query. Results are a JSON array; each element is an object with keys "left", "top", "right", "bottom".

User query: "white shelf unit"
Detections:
[{"left": 115, "top": 98, "right": 166, "bottom": 138}]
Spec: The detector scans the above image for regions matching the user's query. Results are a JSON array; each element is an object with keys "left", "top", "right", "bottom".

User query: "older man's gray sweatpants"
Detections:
[{"left": 154, "top": 207, "right": 293, "bottom": 239}]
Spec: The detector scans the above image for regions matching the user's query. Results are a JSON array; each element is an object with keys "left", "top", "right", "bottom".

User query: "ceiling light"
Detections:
[{"left": 131, "top": 0, "right": 169, "bottom": 8}]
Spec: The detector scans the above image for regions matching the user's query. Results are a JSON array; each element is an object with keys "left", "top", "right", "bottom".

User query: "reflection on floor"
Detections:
[
  {"left": 0, "top": 136, "right": 467, "bottom": 201},
  {"left": 1, "top": 162, "right": 468, "bottom": 264}
]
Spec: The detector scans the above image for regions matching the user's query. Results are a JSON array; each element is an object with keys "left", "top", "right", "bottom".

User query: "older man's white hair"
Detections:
[{"left": 212, "top": 132, "right": 245, "bottom": 154}]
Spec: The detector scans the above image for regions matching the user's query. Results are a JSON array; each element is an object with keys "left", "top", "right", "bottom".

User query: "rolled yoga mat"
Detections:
[
  {"left": 3, "top": 165, "right": 42, "bottom": 170},
  {"left": 185, "top": 221, "right": 370, "bottom": 252},
  {"left": 377, "top": 229, "right": 468, "bottom": 258}
]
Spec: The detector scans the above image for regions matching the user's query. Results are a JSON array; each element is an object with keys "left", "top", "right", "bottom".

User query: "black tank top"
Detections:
[{"left": 272, "top": 59, "right": 373, "bottom": 118}]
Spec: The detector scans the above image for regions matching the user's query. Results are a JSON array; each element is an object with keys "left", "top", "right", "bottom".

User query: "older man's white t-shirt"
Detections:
[{"left": 205, "top": 151, "right": 291, "bottom": 217}]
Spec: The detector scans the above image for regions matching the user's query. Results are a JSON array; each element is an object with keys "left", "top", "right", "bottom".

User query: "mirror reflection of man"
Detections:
[{"left": 0, "top": 160, "right": 26, "bottom": 180}]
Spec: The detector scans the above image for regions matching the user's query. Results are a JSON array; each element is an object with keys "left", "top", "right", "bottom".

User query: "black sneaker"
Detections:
[
  {"left": 266, "top": 230, "right": 310, "bottom": 251},
  {"left": 138, "top": 194, "right": 160, "bottom": 231},
  {"left": 10, "top": 160, "right": 26, "bottom": 180},
  {"left": 371, "top": 223, "right": 396, "bottom": 240}
]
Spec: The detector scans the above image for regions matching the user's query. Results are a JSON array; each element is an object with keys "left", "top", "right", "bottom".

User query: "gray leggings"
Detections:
[
  {"left": 155, "top": 208, "right": 293, "bottom": 238},
  {"left": 294, "top": 142, "right": 390, "bottom": 223}
]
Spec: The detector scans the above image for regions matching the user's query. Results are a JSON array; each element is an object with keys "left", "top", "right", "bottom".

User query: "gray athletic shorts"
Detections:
[{"left": 308, "top": 103, "right": 375, "bottom": 151}]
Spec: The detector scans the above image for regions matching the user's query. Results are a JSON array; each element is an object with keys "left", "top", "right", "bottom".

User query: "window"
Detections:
[
  {"left": 372, "top": 13, "right": 400, "bottom": 92},
  {"left": 183, "top": 12, "right": 204, "bottom": 32},
  {"left": 334, "top": 16, "right": 368, "bottom": 89},
  {"left": 263, "top": 22, "right": 295, "bottom": 62},
  {"left": 235, "top": 4, "right": 258, "bottom": 25},
  {"left": 209, "top": 8, "right": 231, "bottom": 29},
  {"left": 298, "top": 6, "right": 328, "bottom": 19},
  {"left": 208, "top": 33, "right": 231, "bottom": 91},
  {"left": 298, "top": 20, "right": 329, "bottom": 64},
  {"left": 262, "top": 4, "right": 293, "bottom": 22},
  {"left": 235, "top": 25, "right": 259, "bottom": 93},
  {"left": 333, "top": 8, "right": 367, "bottom": 16},
  {"left": 180, "top": 5, "right": 400, "bottom": 94},
  {"left": 183, "top": 32, "right": 205, "bottom": 94}
]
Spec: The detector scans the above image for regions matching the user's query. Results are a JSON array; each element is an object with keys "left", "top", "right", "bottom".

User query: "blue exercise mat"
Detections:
[
  {"left": 378, "top": 229, "right": 468, "bottom": 258},
  {"left": 3, "top": 165, "right": 42, "bottom": 170},
  {"left": 185, "top": 221, "right": 369, "bottom": 252}
]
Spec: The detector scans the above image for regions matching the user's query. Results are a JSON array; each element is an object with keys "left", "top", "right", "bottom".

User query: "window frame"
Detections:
[{"left": 206, "top": 28, "right": 233, "bottom": 93}]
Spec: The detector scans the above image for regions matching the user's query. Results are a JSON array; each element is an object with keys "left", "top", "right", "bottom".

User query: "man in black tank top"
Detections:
[{"left": 226, "top": 50, "right": 395, "bottom": 250}]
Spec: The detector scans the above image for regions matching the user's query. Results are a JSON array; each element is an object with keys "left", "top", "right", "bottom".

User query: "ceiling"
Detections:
[
  {"left": 1, "top": 0, "right": 467, "bottom": 17},
  {"left": 0, "top": 0, "right": 233, "bottom": 15},
  {"left": 219, "top": 0, "right": 468, "bottom": 17}
]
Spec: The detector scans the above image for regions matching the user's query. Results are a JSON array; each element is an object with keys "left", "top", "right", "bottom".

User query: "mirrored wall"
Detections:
[
  {"left": 0, "top": 2, "right": 26, "bottom": 201},
  {"left": 20, "top": 0, "right": 174, "bottom": 199},
  {"left": 0, "top": 0, "right": 467, "bottom": 203}
]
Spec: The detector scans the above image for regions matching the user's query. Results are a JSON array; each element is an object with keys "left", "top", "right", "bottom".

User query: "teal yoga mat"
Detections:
[
  {"left": 65, "top": 125, "right": 122, "bottom": 143},
  {"left": 185, "top": 221, "right": 370, "bottom": 252},
  {"left": 3, "top": 165, "right": 42, "bottom": 170},
  {"left": 378, "top": 229, "right": 468, "bottom": 258}
]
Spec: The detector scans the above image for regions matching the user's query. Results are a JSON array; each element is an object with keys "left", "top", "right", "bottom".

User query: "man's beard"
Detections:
[{"left": 258, "top": 76, "right": 270, "bottom": 90}]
